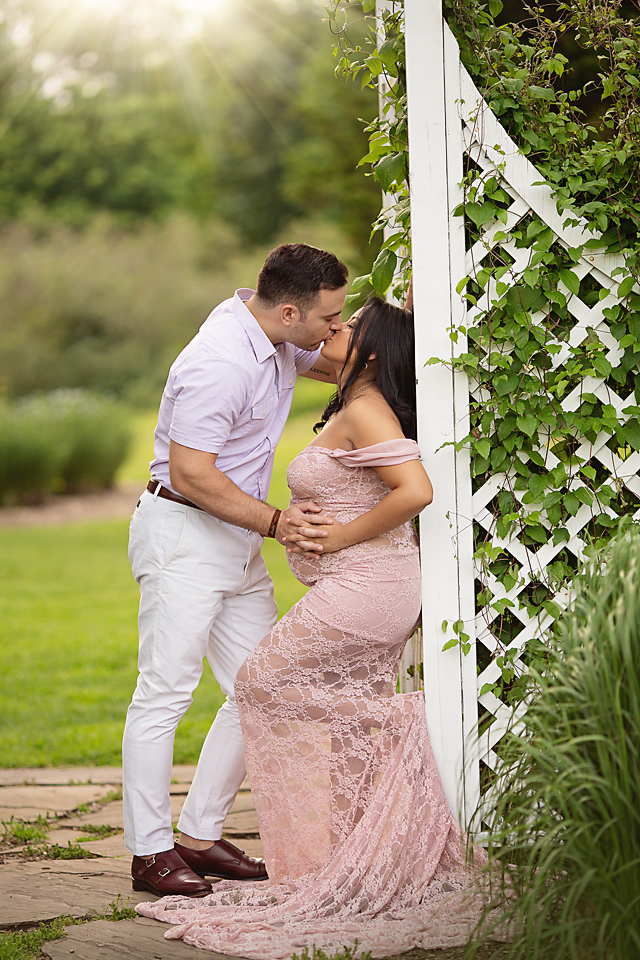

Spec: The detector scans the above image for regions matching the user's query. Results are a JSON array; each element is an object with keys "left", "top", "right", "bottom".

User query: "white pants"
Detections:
[{"left": 123, "top": 490, "right": 277, "bottom": 856}]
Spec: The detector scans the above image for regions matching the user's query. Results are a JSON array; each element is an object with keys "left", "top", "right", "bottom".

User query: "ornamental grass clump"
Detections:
[
  {"left": 0, "top": 389, "right": 132, "bottom": 504},
  {"left": 469, "top": 529, "right": 640, "bottom": 959},
  {"left": 23, "top": 389, "right": 132, "bottom": 493}
]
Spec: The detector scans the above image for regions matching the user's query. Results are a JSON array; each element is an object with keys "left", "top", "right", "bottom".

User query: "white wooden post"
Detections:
[{"left": 404, "top": 0, "right": 478, "bottom": 825}]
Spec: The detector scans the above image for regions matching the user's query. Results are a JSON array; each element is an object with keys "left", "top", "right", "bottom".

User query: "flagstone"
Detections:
[
  {"left": 0, "top": 858, "right": 156, "bottom": 929},
  {"left": 40, "top": 918, "right": 220, "bottom": 959},
  {"left": 0, "top": 785, "right": 114, "bottom": 821}
]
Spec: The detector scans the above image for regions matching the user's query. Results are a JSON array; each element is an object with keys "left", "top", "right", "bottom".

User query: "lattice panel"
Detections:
[{"left": 454, "top": 63, "right": 639, "bottom": 792}]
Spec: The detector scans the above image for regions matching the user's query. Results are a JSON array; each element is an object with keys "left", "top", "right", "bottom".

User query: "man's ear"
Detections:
[{"left": 280, "top": 303, "right": 300, "bottom": 328}]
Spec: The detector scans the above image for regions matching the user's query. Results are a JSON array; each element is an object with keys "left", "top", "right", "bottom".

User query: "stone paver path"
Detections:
[
  {"left": 0, "top": 766, "right": 260, "bottom": 957},
  {"left": 0, "top": 767, "right": 504, "bottom": 960},
  {"left": 40, "top": 917, "right": 228, "bottom": 959}
]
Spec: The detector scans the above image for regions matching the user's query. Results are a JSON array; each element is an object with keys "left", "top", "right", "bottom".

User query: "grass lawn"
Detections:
[{"left": 0, "top": 379, "right": 332, "bottom": 767}]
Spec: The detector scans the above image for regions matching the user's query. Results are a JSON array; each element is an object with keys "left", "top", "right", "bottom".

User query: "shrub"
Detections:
[
  {"left": 0, "top": 407, "right": 60, "bottom": 504},
  {"left": 470, "top": 529, "right": 640, "bottom": 960},
  {"left": 0, "top": 390, "right": 132, "bottom": 504}
]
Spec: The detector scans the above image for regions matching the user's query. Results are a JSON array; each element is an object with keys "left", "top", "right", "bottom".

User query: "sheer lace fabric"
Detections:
[{"left": 137, "top": 440, "right": 486, "bottom": 957}]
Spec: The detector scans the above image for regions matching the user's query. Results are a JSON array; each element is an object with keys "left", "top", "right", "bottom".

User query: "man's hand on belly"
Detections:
[
  {"left": 169, "top": 440, "right": 334, "bottom": 543},
  {"left": 277, "top": 503, "right": 334, "bottom": 552}
]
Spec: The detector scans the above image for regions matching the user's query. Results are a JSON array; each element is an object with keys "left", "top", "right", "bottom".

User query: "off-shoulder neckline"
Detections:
[{"left": 304, "top": 439, "right": 419, "bottom": 455}]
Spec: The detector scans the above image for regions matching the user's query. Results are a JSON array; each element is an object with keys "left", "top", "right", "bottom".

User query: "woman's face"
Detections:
[{"left": 320, "top": 311, "right": 360, "bottom": 368}]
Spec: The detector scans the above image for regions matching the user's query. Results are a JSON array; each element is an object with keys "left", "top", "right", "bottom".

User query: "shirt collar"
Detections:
[{"left": 233, "top": 289, "right": 277, "bottom": 364}]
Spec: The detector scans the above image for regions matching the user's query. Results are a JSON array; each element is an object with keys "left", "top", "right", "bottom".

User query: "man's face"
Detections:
[{"left": 288, "top": 286, "right": 347, "bottom": 351}]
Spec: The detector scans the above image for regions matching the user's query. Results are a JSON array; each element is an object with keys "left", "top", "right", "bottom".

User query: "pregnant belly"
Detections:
[
  {"left": 289, "top": 548, "right": 422, "bottom": 642},
  {"left": 287, "top": 539, "right": 418, "bottom": 586}
]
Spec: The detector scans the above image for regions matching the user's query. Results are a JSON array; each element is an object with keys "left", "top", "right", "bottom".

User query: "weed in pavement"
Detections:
[
  {"left": 25, "top": 841, "right": 95, "bottom": 860},
  {"left": 75, "top": 824, "right": 122, "bottom": 840},
  {"left": 0, "top": 916, "right": 82, "bottom": 960},
  {"left": 99, "top": 895, "right": 138, "bottom": 921},
  {"left": 1, "top": 816, "right": 49, "bottom": 846}
]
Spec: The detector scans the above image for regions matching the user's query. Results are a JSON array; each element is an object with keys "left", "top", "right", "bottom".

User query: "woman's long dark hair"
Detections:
[{"left": 314, "top": 296, "right": 416, "bottom": 440}]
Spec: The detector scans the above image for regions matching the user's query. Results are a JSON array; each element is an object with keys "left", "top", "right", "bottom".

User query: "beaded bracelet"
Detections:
[{"left": 266, "top": 508, "right": 282, "bottom": 539}]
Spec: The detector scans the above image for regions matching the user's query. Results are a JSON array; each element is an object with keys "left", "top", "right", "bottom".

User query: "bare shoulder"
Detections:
[{"left": 341, "top": 393, "right": 405, "bottom": 448}]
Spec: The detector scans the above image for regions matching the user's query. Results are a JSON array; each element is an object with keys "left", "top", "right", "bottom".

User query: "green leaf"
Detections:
[
  {"left": 618, "top": 275, "right": 635, "bottom": 298},
  {"left": 488, "top": 0, "right": 503, "bottom": 15},
  {"left": 528, "top": 474, "right": 547, "bottom": 500},
  {"left": 529, "top": 85, "right": 555, "bottom": 101},
  {"left": 363, "top": 54, "right": 384, "bottom": 78},
  {"left": 371, "top": 247, "right": 397, "bottom": 295},
  {"left": 516, "top": 415, "right": 538, "bottom": 438},
  {"left": 475, "top": 438, "right": 491, "bottom": 460},
  {"left": 498, "top": 418, "right": 516, "bottom": 440},
  {"left": 625, "top": 418, "right": 640, "bottom": 451},
  {"left": 373, "top": 152, "right": 406, "bottom": 192},
  {"left": 527, "top": 220, "right": 546, "bottom": 239},
  {"left": 353, "top": 273, "right": 376, "bottom": 294},
  {"left": 479, "top": 682, "right": 496, "bottom": 696},
  {"left": 552, "top": 527, "right": 570, "bottom": 545},
  {"left": 495, "top": 374, "right": 519, "bottom": 396},
  {"left": 378, "top": 38, "right": 400, "bottom": 72},
  {"left": 563, "top": 491, "right": 580, "bottom": 516},
  {"left": 525, "top": 525, "right": 548, "bottom": 544},
  {"left": 345, "top": 292, "right": 365, "bottom": 306},
  {"left": 442, "top": 638, "right": 459, "bottom": 652},
  {"left": 559, "top": 268, "right": 580, "bottom": 296},
  {"left": 592, "top": 356, "right": 612, "bottom": 378},
  {"left": 595, "top": 514, "right": 616, "bottom": 528},
  {"left": 575, "top": 487, "right": 593, "bottom": 506},
  {"left": 543, "top": 600, "right": 562, "bottom": 619},
  {"left": 441, "top": 620, "right": 448, "bottom": 634},
  {"left": 465, "top": 201, "right": 497, "bottom": 227}
]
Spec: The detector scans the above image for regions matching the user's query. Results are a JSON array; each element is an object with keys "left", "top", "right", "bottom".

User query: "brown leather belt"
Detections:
[{"left": 147, "top": 479, "right": 204, "bottom": 511}]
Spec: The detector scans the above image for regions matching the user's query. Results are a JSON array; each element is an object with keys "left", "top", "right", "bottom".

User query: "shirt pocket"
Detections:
[{"left": 250, "top": 394, "right": 276, "bottom": 422}]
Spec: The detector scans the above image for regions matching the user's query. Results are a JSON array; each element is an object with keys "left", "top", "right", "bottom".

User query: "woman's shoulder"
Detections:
[{"left": 341, "top": 392, "right": 405, "bottom": 445}]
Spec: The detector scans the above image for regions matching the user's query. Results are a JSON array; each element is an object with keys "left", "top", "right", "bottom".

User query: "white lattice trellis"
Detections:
[{"left": 404, "top": 0, "right": 638, "bottom": 828}]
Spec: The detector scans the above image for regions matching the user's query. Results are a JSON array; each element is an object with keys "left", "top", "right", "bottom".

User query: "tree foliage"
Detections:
[{"left": 0, "top": 0, "right": 380, "bottom": 261}]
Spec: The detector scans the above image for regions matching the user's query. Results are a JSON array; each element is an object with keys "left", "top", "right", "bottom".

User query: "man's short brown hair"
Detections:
[{"left": 256, "top": 243, "right": 348, "bottom": 315}]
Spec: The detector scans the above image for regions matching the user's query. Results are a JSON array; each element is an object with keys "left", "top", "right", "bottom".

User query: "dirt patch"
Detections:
[{"left": 0, "top": 484, "right": 144, "bottom": 528}]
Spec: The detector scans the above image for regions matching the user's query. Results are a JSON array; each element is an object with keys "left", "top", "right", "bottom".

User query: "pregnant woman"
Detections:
[{"left": 138, "top": 297, "right": 484, "bottom": 957}]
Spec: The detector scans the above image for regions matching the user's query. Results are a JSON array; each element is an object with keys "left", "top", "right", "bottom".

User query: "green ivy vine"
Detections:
[{"left": 328, "top": 0, "right": 640, "bottom": 709}]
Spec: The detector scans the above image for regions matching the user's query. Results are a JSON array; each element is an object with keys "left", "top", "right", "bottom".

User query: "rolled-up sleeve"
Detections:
[{"left": 168, "top": 356, "right": 248, "bottom": 454}]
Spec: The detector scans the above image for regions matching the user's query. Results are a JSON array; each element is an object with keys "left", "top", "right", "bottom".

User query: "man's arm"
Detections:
[
  {"left": 169, "top": 440, "right": 332, "bottom": 547},
  {"left": 300, "top": 355, "right": 336, "bottom": 384}
]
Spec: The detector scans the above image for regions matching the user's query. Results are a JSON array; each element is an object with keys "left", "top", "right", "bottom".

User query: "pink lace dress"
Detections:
[{"left": 137, "top": 440, "right": 485, "bottom": 957}]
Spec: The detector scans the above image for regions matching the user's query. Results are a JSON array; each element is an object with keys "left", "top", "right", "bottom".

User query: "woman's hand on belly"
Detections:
[{"left": 285, "top": 518, "right": 346, "bottom": 557}]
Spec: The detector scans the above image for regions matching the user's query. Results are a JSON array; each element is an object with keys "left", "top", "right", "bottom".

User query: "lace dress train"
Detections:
[{"left": 137, "top": 440, "right": 485, "bottom": 957}]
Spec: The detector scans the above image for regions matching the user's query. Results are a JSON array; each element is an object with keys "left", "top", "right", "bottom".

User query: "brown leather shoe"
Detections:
[
  {"left": 131, "top": 848, "right": 212, "bottom": 897},
  {"left": 175, "top": 838, "right": 268, "bottom": 881}
]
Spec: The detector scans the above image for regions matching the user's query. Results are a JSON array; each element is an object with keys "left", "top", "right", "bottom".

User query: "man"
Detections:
[{"left": 123, "top": 243, "right": 347, "bottom": 897}]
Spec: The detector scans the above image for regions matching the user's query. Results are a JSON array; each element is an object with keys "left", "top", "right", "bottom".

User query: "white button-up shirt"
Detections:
[{"left": 150, "top": 289, "right": 319, "bottom": 500}]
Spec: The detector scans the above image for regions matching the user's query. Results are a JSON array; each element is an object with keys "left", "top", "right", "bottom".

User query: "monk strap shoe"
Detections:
[
  {"left": 175, "top": 838, "right": 268, "bottom": 881},
  {"left": 131, "top": 848, "right": 212, "bottom": 897}
]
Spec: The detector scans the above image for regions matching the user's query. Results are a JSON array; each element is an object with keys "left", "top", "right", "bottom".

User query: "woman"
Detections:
[{"left": 138, "top": 298, "right": 484, "bottom": 957}]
